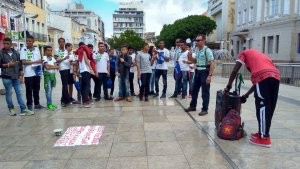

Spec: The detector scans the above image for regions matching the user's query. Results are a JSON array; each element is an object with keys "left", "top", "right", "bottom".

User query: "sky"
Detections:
[{"left": 46, "top": 0, "right": 208, "bottom": 38}]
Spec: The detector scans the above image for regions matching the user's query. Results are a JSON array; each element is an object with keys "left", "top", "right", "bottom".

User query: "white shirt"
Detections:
[
  {"left": 20, "top": 47, "right": 42, "bottom": 77},
  {"left": 93, "top": 51, "right": 109, "bottom": 73},
  {"left": 129, "top": 53, "right": 136, "bottom": 73},
  {"left": 155, "top": 48, "right": 170, "bottom": 70},
  {"left": 42, "top": 56, "right": 57, "bottom": 73},
  {"left": 55, "top": 48, "right": 71, "bottom": 71},
  {"left": 178, "top": 50, "right": 190, "bottom": 71},
  {"left": 69, "top": 53, "right": 76, "bottom": 74}
]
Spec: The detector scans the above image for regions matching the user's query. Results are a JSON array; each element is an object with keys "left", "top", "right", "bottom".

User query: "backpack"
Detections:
[{"left": 217, "top": 109, "right": 244, "bottom": 140}]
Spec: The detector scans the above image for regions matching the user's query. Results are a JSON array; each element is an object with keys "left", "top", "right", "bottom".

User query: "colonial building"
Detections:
[
  {"left": 232, "top": 0, "right": 300, "bottom": 62},
  {"left": 207, "top": 0, "right": 235, "bottom": 50},
  {"left": 52, "top": 3, "right": 105, "bottom": 44},
  {"left": 144, "top": 32, "right": 156, "bottom": 46},
  {"left": 113, "top": 1, "right": 145, "bottom": 38}
]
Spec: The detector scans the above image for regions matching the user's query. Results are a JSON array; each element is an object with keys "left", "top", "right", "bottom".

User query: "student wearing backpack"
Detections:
[
  {"left": 185, "top": 34, "right": 215, "bottom": 116},
  {"left": 224, "top": 49, "right": 280, "bottom": 148}
]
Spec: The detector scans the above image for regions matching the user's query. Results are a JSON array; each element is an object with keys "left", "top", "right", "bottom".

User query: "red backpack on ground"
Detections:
[{"left": 217, "top": 109, "right": 244, "bottom": 140}]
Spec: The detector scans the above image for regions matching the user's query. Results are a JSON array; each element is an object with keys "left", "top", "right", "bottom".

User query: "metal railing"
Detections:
[{"left": 221, "top": 63, "right": 300, "bottom": 87}]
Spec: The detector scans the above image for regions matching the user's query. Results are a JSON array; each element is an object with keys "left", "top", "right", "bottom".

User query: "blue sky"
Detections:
[{"left": 47, "top": 0, "right": 208, "bottom": 37}]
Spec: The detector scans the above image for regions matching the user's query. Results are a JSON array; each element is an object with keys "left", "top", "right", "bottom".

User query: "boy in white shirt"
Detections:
[
  {"left": 42, "top": 46, "right": 59, "bottom": 111},
  {"left": 20, "top": 35, "right": 44, "bottom": 111},
  {"left": 54, "top": 38, "right": 71, "bottom": 107},
  {"left": 93, "top": 42, "right": 112, "bottom": 100},
  {"left": 65, "top": 43, "right": 77, "bottom": 103}
]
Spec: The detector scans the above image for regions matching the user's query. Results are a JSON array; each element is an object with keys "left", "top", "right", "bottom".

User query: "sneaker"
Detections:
[
  {"left": 27, "top": 105, "right": 33, "bottom": 111},
  {"left": 169, "top": 95, "right": 177, "bottom": 99},
  {"left": 114, "top": 97, "right": 124, "bottom": 101},
  {"left": 94, "top": 98, "right": 101, "bottom": 102},
  {"left": 34, "top": 104, "right": 45, "bottom": 110},
  {"left": 131, "top": 93, "right": 137, "bottom": 96},
  {"left": 251, "top": 132, "right": 260, "bottom": 139},
  {"left": 188, "top": 94, "right": 192, "bottom": 98},
  {"left": 139, "top": 94, "right": 143, "bottom": 101},
  {"left": 61, "top": 103, "right": 67, "bottom": 107},
  {"left": 83, "top": 102, "right": 91, "bottom": 108},
  {"left": 145, "top": 97, "right": 149, "bottom": 102},
  {"left": 181, "top": 96, "right": 186, "bottom": 100},
  {"left": 104, "top": 97, "right": 113, "bottom": 100},
  {"left": 198, "top": 110, "right": 208, "bottom": 116},
  {"left": 126, "top": 97, "right": 132, "bottom": 102},
  {"left": 8, "top": 109, "right": 16, "bottom": 116},
  {"left": 185, "top": 106, "right": 196, "bottom": 112},
  {"left": 72, "top": 98, "right": 77, "bottom": 104},
  {"left": 47, "top": 104, "right": 55, "bottom": 111},
  {"left": 249, "top": 137, "right": 271, "bottom": 148},
  {"left": 153, "top": 93, "right": 159, "bottom": 97},
  {"left": 20, "top": 109, "right": 35, "bottom": 116},
  {"left": 160, "top": 94, "right": 166, "bottom": 99}
]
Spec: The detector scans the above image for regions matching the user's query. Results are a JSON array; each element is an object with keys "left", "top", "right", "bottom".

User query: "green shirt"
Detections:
[{"left": 195, "top": 46, "right": 214, "bottom": 70}]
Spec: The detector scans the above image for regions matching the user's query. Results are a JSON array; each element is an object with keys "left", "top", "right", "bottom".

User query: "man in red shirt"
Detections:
[{"left": 224, "top": 49, "right": 280, "bottom": 148}]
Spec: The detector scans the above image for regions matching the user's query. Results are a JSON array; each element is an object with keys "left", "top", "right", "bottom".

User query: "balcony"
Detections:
[
  {"left": 32, "top": 32, "right": 47, "bottom": 42},
  {"left": 208, "top": 0, "right": 222, "bottom": 16}
]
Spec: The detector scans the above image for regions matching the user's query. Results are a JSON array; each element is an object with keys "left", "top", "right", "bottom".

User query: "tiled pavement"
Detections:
[{"left": 0, "top": 75, "right": 299, "bottom": 169}]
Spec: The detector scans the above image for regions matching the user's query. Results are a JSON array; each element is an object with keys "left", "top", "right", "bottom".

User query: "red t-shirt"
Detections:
[{"left": 237, "top": 49, "right": 280, "bottom": 84}]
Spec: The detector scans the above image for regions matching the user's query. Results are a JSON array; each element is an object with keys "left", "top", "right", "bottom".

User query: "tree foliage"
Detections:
[
  {"left": 157, "top": 15, "right": 217, "bottom": 48},
  {"left": 107, "top": 30, "right": 145, "bottom": 50}
]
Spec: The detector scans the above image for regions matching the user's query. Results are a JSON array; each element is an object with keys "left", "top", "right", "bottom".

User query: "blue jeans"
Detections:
[
  {"left": 155, "top": 69, "right": 168, "bottom": 94},
  {"left": 150, "top": 69, "right": 156, "bottom": 92},
  {"left": 45, "top": 80, "right": 53, "bottom": 106},
  {"left": 190, "top": 70, "right": 210, "bottom": 111},
  {"left": 2, "top": 78, "right": 26, "bottom": 111},
  {"left": 189, "top": 72, "right": 195, "bottom": 95},
  {"left": 118, "top": 75, "right": 130, "bottom": 98},
  {"left": 174, "top": 71, "right": 189, "bottom": 97}
]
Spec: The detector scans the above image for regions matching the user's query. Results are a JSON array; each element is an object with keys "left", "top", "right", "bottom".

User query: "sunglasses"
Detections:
[
  {"left": 176, "top": 41, "right": 180, "bottom": 43},
  {"left": 195, "top": 39, "right": 204, "bottom": 42}
]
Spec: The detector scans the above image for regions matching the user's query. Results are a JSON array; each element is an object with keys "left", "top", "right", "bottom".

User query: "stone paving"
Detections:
[{"left": 0, "top": 75, "right": 299, "bottom": 169}]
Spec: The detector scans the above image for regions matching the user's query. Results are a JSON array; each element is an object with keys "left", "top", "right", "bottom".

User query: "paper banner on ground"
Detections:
[{"left": 54, "top": 125, "right": 105, "bottom": 147}]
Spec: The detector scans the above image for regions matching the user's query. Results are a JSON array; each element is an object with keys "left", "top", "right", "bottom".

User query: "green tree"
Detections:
[
  {"left": 157, "top": 15, "right": 217, "bottom": 48},
  {"left": 108, "top": 30, "right": 146, "bottom": 51}
]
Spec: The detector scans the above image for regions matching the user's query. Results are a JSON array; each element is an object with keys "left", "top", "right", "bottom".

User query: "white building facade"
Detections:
[
  {"left": 232, "top": 0, "right": 300, "bottom": 62},
  {"left": 113, "top": 1, "right": 145, "bottom": 38},
  {"left": 207, "top": 0, "right": 235, "bottom": 50}
]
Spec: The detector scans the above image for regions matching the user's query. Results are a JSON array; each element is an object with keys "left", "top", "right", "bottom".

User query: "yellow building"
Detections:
[
  {"left": 71, "top": 19, "right": 84, "bottom": 49},
  {"left": 24, "top": 0, "right": 47, "bottom": 51}
]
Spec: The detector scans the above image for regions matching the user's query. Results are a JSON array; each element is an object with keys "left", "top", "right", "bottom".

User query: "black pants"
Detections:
[
  {"left": 24, "top": 76, "right": 41, "bottom": 106},
  {"left": 60, "top": 69, "right": 71, "bottom": 104},
  {"left": 94, "top": 73, "right": 109, "bottom": 98},
  {"left": 129, "top": 72, "right": 135, "bottom": 94},
  {"left": 155, "top": 69, "right": 168, "bottom": 94},
  {"left": 92, "top": 74, "right": 99, "bottom": 99},
  {"left": 81, "top": 72, "right": 91, "bottom": 103},
  {"left": 140, "top": 73, "right": 151, "bottom": 98},
  {"left": 254, "top": 77, "right": 280, "bottom": 138},
  {"left": 110, "top": 72, "right": 116, "bottom": 95}
]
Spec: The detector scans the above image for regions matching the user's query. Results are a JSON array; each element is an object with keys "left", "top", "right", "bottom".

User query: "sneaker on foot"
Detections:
[
  {"left": 139, "top": 94, "right": 143, "bottom": 101},
  {"left": 126, "top": 97, "right": 132, "bottom": 102},
  {"left": 105, "top": 97, "right": 113, "bottom": 100},
  {"left": 188, "top": 94, "right": 192, "bottom": 98},
  {"left": 8, "top": 109, "right": 16, "bottom": 116},
  {"left": 160, "top": 94, "right": 166, "bottom": 99},
  {"left": 249, "top": 137, "right": 271, "bottom": 148},
  {"left": 34, "top": 104, "right": 45, "bottom": 110},
  {"left": 169, "top": 95, "right": 177, "bottom": 99},
  {"left": 185, "top": 106, "right": 196, "bottom": 112},
  {"left": 181, "top": 96, "right": 186, "bottom": 100},
  {"left": 145, "top": 97, "right": 149, "bottom": 102},
  {"left": 83, "top": 102, "right": 91, "bottom": 108},
  {"left": 153, "top": 93, "right": 159, "bottom": 97},
  {"left": 71, "top": 98, "right": 77, "bottom": 104},
  {"left": 20, "top": 109, "right": 34, "bottom": 116},
  {"left": 131, "top": 93, "right": 137, "bottom": 96},
  {"left": 198, "top": 110, "right": 208, "bottom": 116},
  {"left": 94, "top": 98, "right": 101, "bottom": 102},
  {"left": 251, "top": 132, "right": 260, "bottom": 139},
  {"left": 47, "top": 104, "right": 55, "bottom": 111},
  {"left": 114, "top": 97, "right": 124, "bottom": 101}
]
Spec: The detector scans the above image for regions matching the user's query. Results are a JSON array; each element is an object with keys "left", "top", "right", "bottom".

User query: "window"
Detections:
[
  {"left": 26, "top": 18, "right": 29, "bottom": 30},
  {"left": 37, "top": 22, "right": 40, "bottom": 33},
  {"left": 249, "top": 39, "right": 252, "bottom": 49},
  {"left": 268, "top": 36, "right": 274, "bottom": 54},
  {"left": 283, "top": 0, "right": 290, "bottom": 14},
  {"left": 40, "top": 0, "right": 43, "bottom": 9},
  {"left": 298, "top": 33, "right": 300, "bottom": 53},
  {"left": 249, "top": 6, "right": 253, "bottom": 22},
  {"left": 237, "top": 12, "right": 241, "bottom": 25},
  {"left": 236, "top": 40, "right": 240, "bottom": 55},
  {"left": 32, "top": 20, "right": 35, "bottom": 32},
  {"left": 243, "top": 9, "right": 247, "bottom": 24},
  {"left": 276, "top": 35, "right": 279, "bottom": 53},
  {"left": 270, "top": 0, "right": 278, "bottom": 16},
  {"left": 262, "top": 37, "right": 266, "bottom": 53},
  {"left": 41, "top": 23, "right": 44, "bottom": 34}
]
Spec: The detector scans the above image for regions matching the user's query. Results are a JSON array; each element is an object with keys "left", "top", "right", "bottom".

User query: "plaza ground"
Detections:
[{"left": 0, "top": 75, "right": 299, "bottom": 169}]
